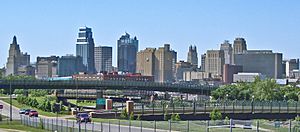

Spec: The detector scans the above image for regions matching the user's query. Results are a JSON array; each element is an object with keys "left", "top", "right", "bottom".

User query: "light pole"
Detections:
[
  {"left": 9, "top": 78, "right": 12, "bottom": 121},
  {"left": 251, "top": 95, "right": 255, "bottom": 114}
]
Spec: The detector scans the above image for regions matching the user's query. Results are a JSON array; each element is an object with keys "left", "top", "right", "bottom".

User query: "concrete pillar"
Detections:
[
  {"left": 105, "top": 99, "right": 113, "bottom": 110},
  {"left": 96, "top": 89, "right": 105, "bottom": 109},
  {"left": 126, "top": 100, "right": 134, "bottom": 114}
]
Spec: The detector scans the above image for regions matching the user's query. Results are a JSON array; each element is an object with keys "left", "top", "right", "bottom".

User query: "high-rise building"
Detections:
[
  {"left": 117, "top": 32, "right": 138, "bottom": 73},
  {"left": 283, "top": 59, "right": 299, "bottom": 78},
  {"left": 187, "top": 45, "right": 198, "bottom": 67},
  {"left": 233, "top": 50, "right": 283, "bottom": 79},
  {"left": 5, "top": 36, "right": 31, "bottom": 76},
  {"left": 200, "top": 53, "right": 206, "bottom": 71},
  {"left": 205, "top": 50, "right": 225, "bottom": 78},
  {"left": 94, "top": 46, "right": 112, "bottom": 73},
  {"left": 36, "top": 56, "right": 59, "bottom": 79},
  {"left": 57, "top": 55, "right": 86, "bottom": 77},
  {"left": 76, "top": 26, "right": 95, "bottom": 73},
  {"left": 136, "top": 44, "right": 177, "bottom": 82},
  {"left": 220, "top": 40, "right": 233, "bottom": 64},
  {"left": 233, "top": 37, "right": 247, "bottom": 54}
]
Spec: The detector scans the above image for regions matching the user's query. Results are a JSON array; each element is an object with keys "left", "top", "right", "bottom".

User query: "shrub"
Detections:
[
  {"left": 175, "top": 113, "right": 181, "bottom": 121},
  {"left": 120, "top": 109, "right": 128, "bottom": 119},
  {"left": 136, "top": 114, "right": 141, "bottom": 120},
  {"left": 210, "top": 109, "right": 222, "bottom": 120},
  {"left": 129, "top": 112, "right": 134, "bottom": 120}
]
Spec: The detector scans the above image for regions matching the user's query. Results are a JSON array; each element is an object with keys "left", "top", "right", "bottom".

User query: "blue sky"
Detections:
[{"left": 0, "top": 0, "right": 300, "bottom": 67}]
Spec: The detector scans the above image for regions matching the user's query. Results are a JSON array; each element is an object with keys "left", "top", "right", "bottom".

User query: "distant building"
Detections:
[
  {"left": 17, "top": 65, "right": 35, "bottom": 76},
  {"left": 233, "top": 50, "right": 283, "bottom": 79},
  {"left": 220, "top": 40, "right": 233, "bottom": 64},
  {"left": 57, "top": 55, "right": 86, "bottom": 77},
  {"left": 233, "top": 72, "right": 266, "bottom": 83},
  {"left": 233, "top": 37, "right": 247, "bottom": 54},
  {"left": 76, "top": 26, "right": 95, "bottom": 73},
  {"left": 223, "top": 64, "right": 243, "bottom": 84},
  {"left": 136, "top": 44, "right": 177, "bottom": 82},
  {"left": 73, "top": 73, "right": 154, "bottom": 82},
  {"left": 200, "top": 53, "right": 206, "bottom": 71},
  {"left": 283, "top": 59, "right": 299, "bottom": 78},
  {"left": 290, "top": 70, "right": 300, "bottom": 79},
  {"left": 5, "top": 36, "right": 31, "bottom": 76},
  {"left": 205, "top": 50, "right": 225, "bottom": 78},
  {"left": 183, "top": 71, "right": 211, "bottom": 81},
  {"left": 94, "top": 46, "right": 112, "bottom": 73},
  {"left": 117, "top": 32, "right": 138, "bottom": 73},
  {"left": 36, "top": 56, "right": 59, "bottom": 79},
  {"left": 187, "top": 45, "right": 198, "bottom": 67},
  {"left": 174, "top": 61, "right": 194, "bottom": 81}
]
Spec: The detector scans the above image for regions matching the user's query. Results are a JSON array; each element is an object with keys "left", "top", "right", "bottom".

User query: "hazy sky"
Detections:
[{"left": 0, "top": 0, "right": 300, "bottom": 67}]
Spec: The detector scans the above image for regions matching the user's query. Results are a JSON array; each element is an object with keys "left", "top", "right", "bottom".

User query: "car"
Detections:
[
  {"left": 24, "top": 109, "right": 31, "bottom": 115},
  {"left": 29, "top": 110, "right": 38, "bottom": 117},
  {"left": 76, "top": 113, "right": 91, "bottom": 123},
  {"left": 19, "top": 109, "right": 26, "bottom": 114}
]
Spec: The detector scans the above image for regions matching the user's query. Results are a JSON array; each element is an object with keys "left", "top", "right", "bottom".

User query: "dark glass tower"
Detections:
[
  {"left": 76, "top": 27, "right": 95, "bottom": 73},
  {"left": 117, "top": 32, "right": 138, "bottom": 73}
]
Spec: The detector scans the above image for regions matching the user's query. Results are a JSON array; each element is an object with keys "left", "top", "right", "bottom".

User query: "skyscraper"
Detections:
[
  {"left": 76, "top": 26, "right": 95, "bottom": 73},
  {"left": 220, "top": 40, "right": 233, "bottom": 64},
  {"left": 117, "top": 32, "right": 138, "bottom": 73},
  {"left": 5, "top": 36, "right": 31, "bottom": 76},
  {"left": 233, "top": 37, "right": 247, "bottom": 54},
  {"left": 187, "top": 45, "right": 198, "bottom": 67},
  {"left": 136, "top": 44, "right": 177, "bottom": 82},
  {"left": 205, "top": 50, "right": 225, "bottom": 78},
  {"left": 94, "top": 46, "right": 112, "bottom": 73},
  {"left": 200, "top": 53, "right": 206, "bottom": 71}
]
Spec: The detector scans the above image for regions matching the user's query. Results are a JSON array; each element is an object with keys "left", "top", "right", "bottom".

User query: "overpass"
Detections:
[{"left": 0, "top": 79, "right": 217, "bottom": 94}]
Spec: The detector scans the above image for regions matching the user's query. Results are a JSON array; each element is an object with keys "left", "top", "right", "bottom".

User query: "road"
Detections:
[
  {"left": 0, "top": 99, "right": 168, "bottom": 132},
  {"left": 0, "top": 99, "right": 20, "bottom": 120}
]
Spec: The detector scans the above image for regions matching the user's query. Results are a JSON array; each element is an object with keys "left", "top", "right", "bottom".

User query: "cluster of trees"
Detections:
[
  {"left": 17, "top": 95, "right": 52, "bottom": 112},
  {"left": 212, "top": 77, "right": 299, "bottom": 101}
]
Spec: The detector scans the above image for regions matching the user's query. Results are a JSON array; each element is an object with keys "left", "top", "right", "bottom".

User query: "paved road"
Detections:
[{"left": 0, "top": 100, "right": 20, "bottom": 120}]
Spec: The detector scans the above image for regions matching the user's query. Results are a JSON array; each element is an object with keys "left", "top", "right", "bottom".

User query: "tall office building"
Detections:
[
  {"left": 5, "top": 36, "right": 31, "bottom": 76},
  {"left": 36, "top": 56, "right": 59, "bottom": 79},
  {"left": 136, "top": 44, "right": 177, "bottom": 82},
  {"left": 205, "top": 50, "right": 225, "bottom": 78},
  {"left": 233, "top": 50, "right": 283, "bottom": 79},
  {"left": 76, "top": 26, "right": 95, "bottom": 73},
  {"left": 220, "top": 40, "right": 233, "bottom": 64},
  {"left": 187, "top": 45, "right": 198, "bottom": 67},
  {"left": 233, "top": 37, "right": 247, "bottom": 54},
  {"left": 94, "top": 46, "right": 112, "bottom": 73},
  {"left": 58, "top": 55, "right": 86, "bottom": 77},
  {"left": 117, "top": 32, "right": 138, "bottom": 73}
]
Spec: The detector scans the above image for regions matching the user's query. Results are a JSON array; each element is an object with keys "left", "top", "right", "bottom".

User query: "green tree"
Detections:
[
  {"left": 129, "top": 112, "right": 134, "bottom": 120},
  {"left": 174, "top": 113, "right": 181, "bottom": 121},
  {"left": 120, "top": 109, "right": 128, "bottom": 119},
  {"left": 210, "top": 109, "right": 222, "bottom": 120}
]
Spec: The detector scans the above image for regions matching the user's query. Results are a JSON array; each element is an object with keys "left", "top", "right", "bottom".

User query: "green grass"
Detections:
[
  {"left": 0, "top": 98, "right": 69, "bottom": 117},
  {"left": 0, "top": 121, "right": 49, "bottom": 132}
]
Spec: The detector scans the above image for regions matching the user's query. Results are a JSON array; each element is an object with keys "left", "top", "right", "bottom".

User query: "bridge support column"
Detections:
[
  {"left": 96, "top": 89, "right": 105, "bottom": 110},
  {"left": 126, "top": 100, "right": 134, "bottom": 114},
  {"left": 105, "top": 99, "right": 113, "bottom": 110}
]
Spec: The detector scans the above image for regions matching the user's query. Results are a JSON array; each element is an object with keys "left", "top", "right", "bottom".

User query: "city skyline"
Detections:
[{"left": 1, "top": 1, "right": 300, "bottom": 67}]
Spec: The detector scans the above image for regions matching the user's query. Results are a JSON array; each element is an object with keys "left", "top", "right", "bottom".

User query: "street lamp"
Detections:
[
  {"left": 284, "top": 95, "right": 287, "bottom": 101},
  {"left": 251, "top": 95, "right": 255, "bottom": 114}
]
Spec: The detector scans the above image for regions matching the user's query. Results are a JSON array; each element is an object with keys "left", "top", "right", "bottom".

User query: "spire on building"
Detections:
[{"left": 12, "top": 36, "right": 17, "bottom": 45}]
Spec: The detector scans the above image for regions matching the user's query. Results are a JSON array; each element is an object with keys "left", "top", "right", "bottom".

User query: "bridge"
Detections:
[{"left": 0, "top": 79, "right": 217, "bottom": 94}]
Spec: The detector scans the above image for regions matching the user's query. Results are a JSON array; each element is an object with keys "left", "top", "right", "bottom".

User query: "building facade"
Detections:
[
  {"left": 223, "top": 64, "right": 243, "bottom": 84},
  {"left": 36, "top": 56, "right": 59, "bottom": 79},
  {"left": 220, "top": 40, "right": 233, "bottom": 64},
  {"left": 57, "top": 55, "right": 86, "bottom": 77},
  {"left": 233, "top": 50, "right": 283, "bottom": 79},
  {"left": 283, "top": 59, "right": 299, "bottom": 78},
  {"left": 94, "top": 46, "right": 112, "bottom": 73},
  {"left": 205, "top": 50, "right": 225, "bottom": 78},
  {"left": 187, "top": 45, "right": 198, "bottom": 67},
  {"left": 76, "top": 26, "right": 95, "bottom": 73},
  {"left": 174, "top": 61, "right": 194, "bottom": 82},
  {"left": 5, "top": 36, "right": 31, "bottom": 76},
  {"left": 183, "top": 71, "right": 211, "bottom": 82},
  {"left": 233, "top": 73, "right": 266, "bottom": 83},
  {"left": 200, "top": 53, "right": 206, "bottom": 71},
  {"left": 233, "top": 37, "right": 247, "bottom": 54},
  {"left": 136, "top": 44, "right": 177, "bottom": 82},
  {"left": 117, "top": 33, "right": 138, "bottom": 73}
]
